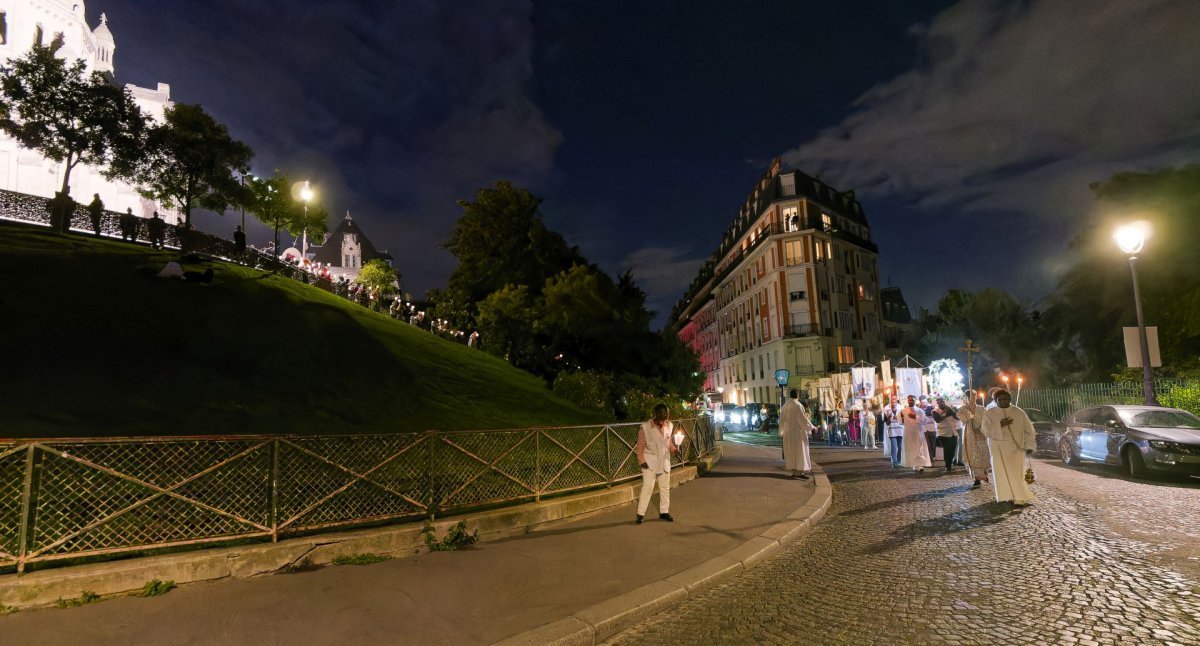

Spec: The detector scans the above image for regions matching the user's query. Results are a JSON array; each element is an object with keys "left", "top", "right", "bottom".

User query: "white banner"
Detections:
[
  {"left": 818, "top": 377, "right": 834, "bottom": 410},
  {"left": 852, "top": 366, "right": 877, "bottom": 400},
  {"left": 895, "top": 368, "right": 924, "bottom": 399},
  {"left": 881, "top": 359, "right": 892, "bottom": 386}
]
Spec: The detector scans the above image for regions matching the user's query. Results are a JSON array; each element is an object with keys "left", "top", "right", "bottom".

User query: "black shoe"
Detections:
[
  {"left": 971, "top": 480, "right": 982, "bottom": 489},
  {"left": 797, "top": 473, "right": 810, "bottom": 480},
  {"left": 659, "top": 513, "right": 674, "bottom": 522},
  {"left": 636, "top": 514, "right": 644, "bottom": 525}
]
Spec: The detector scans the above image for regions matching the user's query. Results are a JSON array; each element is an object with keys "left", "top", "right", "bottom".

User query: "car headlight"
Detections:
[
  {"left": 1150, "top": 440, "right": 1169, "bottom": 450},
  {"left": 1149, "top": 440, "right": 1185, "bottom": 452}
]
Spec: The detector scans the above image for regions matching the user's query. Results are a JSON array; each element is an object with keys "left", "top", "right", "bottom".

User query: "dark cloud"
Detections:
[{"left": 101, "top": 0, "right": 560, "bottom": 295}]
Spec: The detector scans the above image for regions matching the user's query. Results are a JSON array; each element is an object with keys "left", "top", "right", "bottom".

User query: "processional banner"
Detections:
[
  {"left": 852, "top": 367, "right": 876, "bottom": 399},
  {"left": 895, "top": 367, "right": 924, "bottom": 399}
]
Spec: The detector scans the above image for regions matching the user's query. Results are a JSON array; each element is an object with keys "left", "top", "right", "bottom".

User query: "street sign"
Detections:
[{"left": 774, "top": 369, "right": 790, "bottom": 386}]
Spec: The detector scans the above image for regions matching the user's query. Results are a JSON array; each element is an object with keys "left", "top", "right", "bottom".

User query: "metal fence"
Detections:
[
  {"left": 1018, "top": 379, "right": 1200, "bottom": 421},
  {"left": 0, "top": 418, "right": 716, "bottom": 573}
]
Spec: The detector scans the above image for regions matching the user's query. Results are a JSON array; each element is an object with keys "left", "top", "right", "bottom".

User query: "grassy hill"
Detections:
[{"left": 0, "top": 222, "right": 606, "bottom": 437}]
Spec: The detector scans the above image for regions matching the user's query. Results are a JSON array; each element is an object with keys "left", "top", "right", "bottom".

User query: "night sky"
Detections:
[{"left": 91, "top": 0, "right": 1200, "bottom": 327}]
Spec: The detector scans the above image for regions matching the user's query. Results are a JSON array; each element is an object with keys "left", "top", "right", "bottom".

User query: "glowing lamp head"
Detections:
[
  {"left": 1114, "top": 222, "right": 1148, "bottom": 255},
  {"left": 300, "top": 180, "right": 314, "bottom": 203},
  {"left": 673, "top": 429, "right": 686, "bottom": 446}
]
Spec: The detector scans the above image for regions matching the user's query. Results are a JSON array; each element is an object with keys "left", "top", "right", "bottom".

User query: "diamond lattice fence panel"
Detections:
[
  {"left": 433, "top": 431, "right": 536, "bottom": 511},
  {"left": 30, "top": 443, "right": 269, "bottom": 559},
  {"left": 0, "top": 445, "right": 25, "bottom": 566},
  {"left": 608, "top": 424, "right": 642, "bottom": 483},
  {"left": 538, "top": 427, "right": 609, "bottom": 495},
  {"left": 278, "top": 435, "right": 428, "bottom": 531}
]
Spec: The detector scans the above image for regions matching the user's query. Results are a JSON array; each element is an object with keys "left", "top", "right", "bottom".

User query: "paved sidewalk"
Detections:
[{"left": 0, "top": 442, "right": 829, "bottom": 646}]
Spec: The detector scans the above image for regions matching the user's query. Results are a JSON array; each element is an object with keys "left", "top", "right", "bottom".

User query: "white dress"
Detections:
[{"left": 981, "top": 405, "right": 1037, "bottom": 503}]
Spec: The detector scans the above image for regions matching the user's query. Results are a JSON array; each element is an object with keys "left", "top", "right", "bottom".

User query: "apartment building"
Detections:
[{"left": 674, "top": 158, "right": 886, "bottom": 407}]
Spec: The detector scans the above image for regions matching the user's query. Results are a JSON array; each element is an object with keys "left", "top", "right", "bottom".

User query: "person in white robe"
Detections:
[
  {"left": 979, "top": 389, "right": 1037, "bottom": 505},
  {"left": 900, "top": 395, "right": 932, "bottom": 472},
  {"left": 779, "top": 390, "right": 814, "bottom": 479}
]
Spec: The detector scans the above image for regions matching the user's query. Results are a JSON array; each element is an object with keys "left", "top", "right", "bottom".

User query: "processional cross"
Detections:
[{"left": 959, "top": 338, "right": 982, "bottom": 396}]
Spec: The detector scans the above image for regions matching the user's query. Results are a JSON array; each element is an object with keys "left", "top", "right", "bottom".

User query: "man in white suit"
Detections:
[
  {"left": 635, "top": 403, "right": 680, "bottom": 524},
  {"left": 779, "top": 389, "right": 814, "bottom": 480}
]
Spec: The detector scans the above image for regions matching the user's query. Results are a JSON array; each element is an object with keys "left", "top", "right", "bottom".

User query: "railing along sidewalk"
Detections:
[{"left": 0, "top": 418, "right": 716, "bottom": 574}]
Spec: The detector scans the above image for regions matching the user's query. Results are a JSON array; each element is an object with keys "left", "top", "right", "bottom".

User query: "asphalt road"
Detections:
[{"left": 609, "top": 446, "right": 1200, "bottom": 645}]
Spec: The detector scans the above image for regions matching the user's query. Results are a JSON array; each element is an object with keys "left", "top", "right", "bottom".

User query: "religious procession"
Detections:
[{"left": 771, "top": 345, "right": 1038, "bottom": 507}]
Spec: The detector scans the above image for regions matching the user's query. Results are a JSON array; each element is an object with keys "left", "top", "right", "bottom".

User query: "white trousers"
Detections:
[{"left": 637, "top": 469, "right": 671, "bottom": 516}]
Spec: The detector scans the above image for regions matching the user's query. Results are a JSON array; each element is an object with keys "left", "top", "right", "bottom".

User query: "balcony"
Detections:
[{"left": 784, "top": 323, "right": 829, "bottom": 338}]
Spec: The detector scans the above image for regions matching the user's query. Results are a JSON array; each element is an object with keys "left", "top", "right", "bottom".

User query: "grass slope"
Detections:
[{"left": 0, "top": 223, "right": 605, "bottom": 437}]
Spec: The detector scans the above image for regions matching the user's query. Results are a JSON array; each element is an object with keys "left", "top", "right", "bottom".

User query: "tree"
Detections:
[
  {"left": 356, "top": 259, "right": 400, "bottom": 296},
  {"left": 244, "top": 172, "right": 330, "bottom": 256},
  {"left": 0, "top": 46, "right": 146, "bottom": 226},
  {"left": 1044, "top": 165, "right": 1200, "bottom": 380},
  {"left": 245, "top": 172, "right": 292, "bottom": 253},
  {"left": 130, "top": 103, "right": 252, "bottom": 230},
  {"left": 442, "top": 182, "right": 584, "bottom": 325}
]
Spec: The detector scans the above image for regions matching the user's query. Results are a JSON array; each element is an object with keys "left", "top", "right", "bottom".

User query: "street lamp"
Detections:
[
  {"left": 1114, "top": 222, "right": 1158, "bottom": 405},
  {"left": 299, "top": 180, "right": 314, "bottom": 259}
]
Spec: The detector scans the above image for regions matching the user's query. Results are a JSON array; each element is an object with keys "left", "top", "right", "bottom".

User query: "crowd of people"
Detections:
[{"left": 776, "top": 387, "right": 1037, "bottom": 507}]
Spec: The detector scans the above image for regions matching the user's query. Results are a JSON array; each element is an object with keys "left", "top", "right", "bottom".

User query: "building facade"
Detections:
[
  {"left": 308, "top": 213, "right": 396, "bottom": 283},
  {"left": 675, "top": 158, "right": 886, "bottom": 407},
  {"left": 0, "top": 1, "right": 174, "bottom": 219}
]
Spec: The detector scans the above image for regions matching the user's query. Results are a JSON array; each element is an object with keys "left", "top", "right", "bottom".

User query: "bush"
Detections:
[
  {"left": 1160, "top": 382, "right": 1200, "bottom": 416},
  {"left": 552, "top": 371, "right": 615, "bottom": 415}
]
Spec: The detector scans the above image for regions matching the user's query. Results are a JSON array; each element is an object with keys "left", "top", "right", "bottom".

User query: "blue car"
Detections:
[{"left": 1057, "top": 405, "right": 1200, "bottom": 478}]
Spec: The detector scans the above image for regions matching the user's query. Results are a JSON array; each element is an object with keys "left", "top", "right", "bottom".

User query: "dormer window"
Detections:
[
  {"left": 34, "top": 24, "right": 43, "bottom": 47},
  {"left": 1, "top": 12, "right": 8, "bottom": 45}
]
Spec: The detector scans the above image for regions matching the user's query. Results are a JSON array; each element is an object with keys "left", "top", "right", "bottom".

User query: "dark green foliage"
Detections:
[
  {"left": 422, "top": 520, "right": 478, "bottom": 552},
  {"left": 55, "top": 590, "right": 102, "bottom": 608},
  {"left": 331, "top": 553, "right": 391, "bottom": 566},
  {"left": 436, "top": 182, "right": 703, "bottom": 407},
  {"left": 135, "top": 579, "right": 175, "bottom": 597},
  {"left": 128, "top": 103, "right": 253, "bottom": 228}
]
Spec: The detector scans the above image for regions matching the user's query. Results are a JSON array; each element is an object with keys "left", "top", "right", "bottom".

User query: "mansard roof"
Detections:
[{"left": 309, "top": 214, "right": 390, "bottom": 267}]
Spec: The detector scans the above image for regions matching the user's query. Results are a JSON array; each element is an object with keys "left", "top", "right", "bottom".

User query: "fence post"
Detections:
[
  {"left": 16, "top": 445, "right": 37, "bottom": 575},
  {"left": 535, "top": 431, "right": 541, "bottom": 502},
  {"left": 427, "top": 431, "right": 437, "bottom": 516},
  {"left": 605, "top": 427, "right": 612, "bottom": 487},
  {"left": 270, "top": 439, "right": 280, "bottom": 543}
]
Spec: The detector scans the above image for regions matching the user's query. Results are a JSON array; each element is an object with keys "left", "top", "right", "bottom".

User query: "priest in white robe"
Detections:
[
  {"left": 779, "top": 389, "right": 814, "bottom": 479},
  {"left": 980, "top": 389, "right": 1037, "bottom": 505},
  {"left": 900, "top": 395, "right": 932, "bottom": 472}
]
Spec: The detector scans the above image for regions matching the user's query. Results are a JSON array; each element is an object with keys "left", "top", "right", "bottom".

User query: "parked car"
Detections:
[
  {"left": 719, "top": 405, "right": 748, "bottom": 429},
  {"left": 757, "top": 403, "right": 780, "bottom": 432},
  {"left": 1024, "top": 407, "right": 1067, "bottom": 455},
  {"left": 1057, "top": 405, "right": 1200, "bottom": 478}
]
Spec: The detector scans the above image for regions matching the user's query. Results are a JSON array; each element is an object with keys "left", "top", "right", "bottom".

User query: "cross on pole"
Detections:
[{"left": 959, "top": 338, "right": 982, "bottom": 396}]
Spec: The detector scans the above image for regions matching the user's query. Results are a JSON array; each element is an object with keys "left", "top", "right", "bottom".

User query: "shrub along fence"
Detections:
[
  {"left": 1018, "top": 379, "right": 1200, "bottom": 421},
  {"left": 0, "top": 418, "right": 716, "bottom": 574}
]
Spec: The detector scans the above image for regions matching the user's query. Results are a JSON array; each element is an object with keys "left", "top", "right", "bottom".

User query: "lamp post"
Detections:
[
  {"left": 1016, "top": 375, "right": 1023, "bottom": 406},
  {"left": 299, "top": 180, "right": 314, "bottom": 260},
  {"left": 1114, "top": 223, "right": 1158, "bottom": 405}
]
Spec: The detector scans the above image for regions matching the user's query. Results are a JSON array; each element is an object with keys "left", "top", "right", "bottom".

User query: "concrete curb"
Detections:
[
  {"left": 0, "top": 457, "right": 716, "bottom": 610},
  {"left": 495, "top": 463, "right": 834, "bottom": 646}
]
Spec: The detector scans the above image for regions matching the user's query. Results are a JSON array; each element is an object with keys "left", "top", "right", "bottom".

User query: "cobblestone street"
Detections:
[{"left": 610, "top": 446, "right": 1200, "bottom": 645}]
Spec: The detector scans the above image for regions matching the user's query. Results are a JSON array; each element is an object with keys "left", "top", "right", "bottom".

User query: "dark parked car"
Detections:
[
  {"left": 1025, "top": 407, "right": 1067, "bottom": 455},
  {"left": 1057, "top": 405, "right": 1200, "bottom": 478},
  {"left": 757, "top": 403, "right": 780, "bottom": 432}
]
